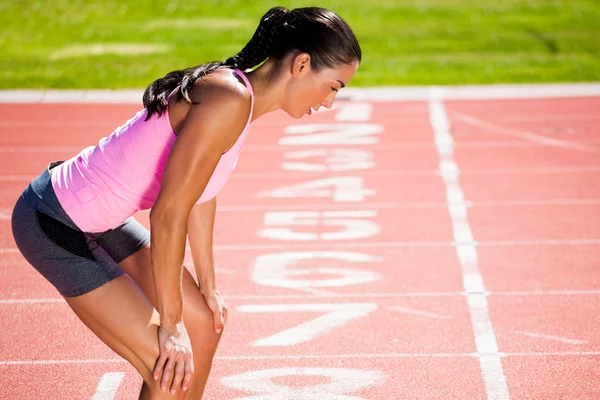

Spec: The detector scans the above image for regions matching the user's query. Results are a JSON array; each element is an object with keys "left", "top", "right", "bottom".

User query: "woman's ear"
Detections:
[{"left": 291, "top": 52, "right": 311, "bottom": 77}]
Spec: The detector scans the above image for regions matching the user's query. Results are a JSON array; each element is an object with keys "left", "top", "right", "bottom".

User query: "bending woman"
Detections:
[{"left": 11, "top": 6, "right": 361, "bottom": 399}]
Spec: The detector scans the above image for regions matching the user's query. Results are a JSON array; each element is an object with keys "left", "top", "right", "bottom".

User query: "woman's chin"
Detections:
[{"left": 284, "top": 108, "right": 306, "bottom": 119}]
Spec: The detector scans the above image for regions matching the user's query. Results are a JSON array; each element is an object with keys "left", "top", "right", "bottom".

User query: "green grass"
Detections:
[{"left": 1, "top": 0, "right": 600, "bottom": 88}]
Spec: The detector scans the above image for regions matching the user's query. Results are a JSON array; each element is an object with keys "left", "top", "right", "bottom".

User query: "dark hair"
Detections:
[{"left": 142, "top": 6, "right": 361, "bottom": 119}]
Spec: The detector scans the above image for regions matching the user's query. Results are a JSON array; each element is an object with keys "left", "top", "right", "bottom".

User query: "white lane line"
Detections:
[
  {"left": 3, "top": 351, "right": 600, "bottom": 366},
  {"left": 452, "top": 111, "right": 598, "bottom": 153},
  {"left": 0, "top": 122, "right": 117, "bottom": 128},
  {"left": 215, "top": 198, "right": 600, "bottom": 212},
  {"left": 0, "top": 359, "right": 127, "bottom": 366},
  {"left": 2, "top": 83, "right": 600, "bottom": 103},
  {"left": 0, "top": 298, "right": 65, "bottom": 304},
  {"left": 3, "top": 166, "right": 600, "bottom": 182},
  {"left": 2, "top": 239, "right": 600, "bottom": 254},
  {"left": 429, "top": 87, "right": 509, "bottom": 399},
  {"left": 91, "top": 372, "right": 125, "bottom": 400},
  {"left": 340, "top": 83, "right": 600, "bottom": 102},
  {"left": 2, "top": 141, "right": 600, "bottom": 153},
  {"left": 516, "top": 331, "right": 588, "bottom": 345},
  {"left": 228, "top": 167, "right": 600, "bottom": 179},
  {"left": 2, "top": 198, "right": 600, "bottom": 223},
  {"left": 0, "top": 249, "right": 19, "bottom": 253},
  {"left": 209, "top": 239, "right": 600, "bottom": 251},
  {"left": 0, "top": 175, "right": 35, "bottom": 181},
  {"left": 292, "top": 287, "right": 338, "bottom": 296},
  {"left": 495, "top": 290, "right": 600, "bottom": 296},
  {"left": 3, "top": 289, "right": 600, "bottom": 305},
  {"left": 0, "top": 146, "right": 83, "bottom": 152},
  {"left": 3, "top": 198, "right": 599, "bottom": 218},
  {"left": 389, "top": 306, "right": 451, "bottom": 320}
]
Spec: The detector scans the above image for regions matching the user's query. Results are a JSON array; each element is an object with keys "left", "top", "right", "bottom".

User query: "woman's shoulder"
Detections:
[{"left": 187, "top": 68, "right": 252, "bottom": 109}]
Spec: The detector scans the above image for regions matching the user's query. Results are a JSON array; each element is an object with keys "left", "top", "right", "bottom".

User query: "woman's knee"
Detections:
[{"left": 183, "top": 289, "right": 224, "bottom": 354}]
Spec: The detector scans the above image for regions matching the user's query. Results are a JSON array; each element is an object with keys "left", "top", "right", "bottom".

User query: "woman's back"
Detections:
[{"left": 50, "top": 68, "right": 254, "bottom": 233}]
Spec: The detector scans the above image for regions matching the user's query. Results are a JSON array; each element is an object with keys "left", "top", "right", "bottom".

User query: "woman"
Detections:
[{"left": 11, "top": 5, "right": 361, "bottom": 399}]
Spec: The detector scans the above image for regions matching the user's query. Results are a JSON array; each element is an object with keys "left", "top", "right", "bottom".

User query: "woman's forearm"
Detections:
[
  {"left": 150, "top": 208, "right": 188, "bottom": 326},
  {"left": 187, "top": 197, "right": 217, "bottom": 294}
]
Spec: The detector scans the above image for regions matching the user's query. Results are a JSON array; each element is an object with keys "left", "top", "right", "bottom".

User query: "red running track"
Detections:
[{"left": 1, "top": 93, "right": 600, "bottom": 399}]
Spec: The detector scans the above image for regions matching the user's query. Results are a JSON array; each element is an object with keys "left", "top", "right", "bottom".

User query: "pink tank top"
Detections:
[{"left": 51, "top": 68, "right": 254, "bottom": 233}]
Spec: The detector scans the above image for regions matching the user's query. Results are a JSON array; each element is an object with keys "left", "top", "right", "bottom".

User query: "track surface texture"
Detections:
[{"left": 1, "top": 85, "right": 599, "bottom": 399}]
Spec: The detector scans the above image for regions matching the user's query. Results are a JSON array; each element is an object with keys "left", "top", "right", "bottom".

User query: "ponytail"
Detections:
[{"left": 143, "top": 6, "right": 290, "bottom": 120}]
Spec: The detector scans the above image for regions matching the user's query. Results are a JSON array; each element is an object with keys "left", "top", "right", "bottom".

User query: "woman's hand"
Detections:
[
  {"left": 153, "top": 321, "right": 195, "bottom": 394},
  {"left": 203, "top": 289, "right": 228, "bottom": 334}
]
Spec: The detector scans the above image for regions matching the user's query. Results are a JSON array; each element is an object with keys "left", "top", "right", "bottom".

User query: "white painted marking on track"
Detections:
[
  {"left": 0, "top": 298, "right": 65, "bottom": 304},
  {"left": 428, "top": 87, "right": 509, "bottom": 399},
  {"left": 4, "top": 351, "right": 600, "bottom": 366},
  {"left": 221, "top": 367, "right": 384, "bottom": 399},
  {"left": 3, "top": 238, "right": 600, "bottom": 256},
  {"left": 452, "top": 111, "right": 598, "bottom": 153},
  {"left": 494, "top": 289, "right": 600, "bottom": 296},
  {"left": 0, "top": 121, "right": 116, "bottom": 128},
  {"left": 238, "top": 303, "right": 377, "bottom": 347},
  {"left": 292, "top": 287, "right": 339, "bottom": 296},
  {"left": 0, "top": 146, "right": 82, "bottom": 153},
  {"left": 120, "top": 197, "right": 600, "bottom": 213},
  {"left": 230, "top": 167, "right": 600, "bottom": 179},
  {"left": 91, "top": 372, "right": 124, "bottom": 400},
  {"left": 259, "top": 210, "right": 380, "bottom": 241},
  {"left": 281, "top": 123, "right": 382, "bottom": 146},
  {"left": 0, "top": 175, "right": 36, "bottom": 181},
  {"left": 206, "top": 141, "right": 600, "bottom": 151},
  {"left": 516, "top": 331, "right": 588, "bottom": 345},
  {"left": 0, "top": 248, "right": 19, "bottom": 253},
  {"left": 0, "top": 359, "right": 127, "bottom": 366},
  {"left": 389, "top": 306, "right": 451, "bottom": 320},
  {"left": 214, "top": 198, "right": 600, "bottom": 212},
  {"left": 3, "top": 289, "right": 600, "bottom": 305},
  {"left": 2, "top": 83, "right": 600, "bottom": 103},
  {"left": 212, "top": 238, "right": 600, "bottom": 250},
  {"left": 335, "top": 102, "right": 372, "bottom": 121},
  {"left": 281, "top": 149, "right": 375, "bottom": 172},
  {"left": 0, "top": 210, "right": 10, "bottom": 220},
  {"left": 3, "top": 166, "right": 600, "bottom": 183},
  {"left": 252, "top": 251, "right": 381, "bottom": 290}
]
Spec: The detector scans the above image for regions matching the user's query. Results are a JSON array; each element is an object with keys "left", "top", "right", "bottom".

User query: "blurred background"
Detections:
[{"left": 0, "top": 0, "right": 599, "bottom": 89}]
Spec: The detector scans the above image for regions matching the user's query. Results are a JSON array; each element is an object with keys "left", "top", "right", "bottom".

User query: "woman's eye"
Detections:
[{"left": 331, "top": 87, "right": 339, "bottom": 93}]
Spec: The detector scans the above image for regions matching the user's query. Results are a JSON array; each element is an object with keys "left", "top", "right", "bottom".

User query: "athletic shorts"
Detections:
[{"left": 11, "top": 161, "right": 150, "bottom": 297}]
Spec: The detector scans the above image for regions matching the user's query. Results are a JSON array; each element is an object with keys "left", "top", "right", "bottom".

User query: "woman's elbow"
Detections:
[{"left": 149, "top": 202, "right": 189, "bottom": 229}]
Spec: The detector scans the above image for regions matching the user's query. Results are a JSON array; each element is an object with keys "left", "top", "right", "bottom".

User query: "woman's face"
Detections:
[{"left": 281, "top": 53, "right": 359, "bottom": 119}]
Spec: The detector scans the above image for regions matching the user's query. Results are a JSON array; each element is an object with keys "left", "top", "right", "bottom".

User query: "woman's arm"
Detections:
[
  {"left": 148, "top": 74, "right": 251, "bottom": 392},
  {"left": 188, "top": 197, "right": 228, "bottom": 333},
  {"left": 150, "top": 77, "right": 251, "bottom": 328},
  {"left": 187, "top": 197, "right": 217, "bottom": 293}
]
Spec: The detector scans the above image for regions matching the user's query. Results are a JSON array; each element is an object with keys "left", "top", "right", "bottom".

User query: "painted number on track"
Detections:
[
  {"left": 257, "top": 176, "right": 375, "bottom": 203},
  {"left": 258, "top": 210, "right": 379, "bottom": 241},
  {"left": 280, "top": 123, "right": 382, "bottom": 145},
  {"left": 252, "top": 251, "right": 381, "bottom": 289},
  {"left": 282, "top": 149, "right": 375, "bottom": 172},
  {"left": 221, "top": 367, "right": 385, "bottom": 400}
]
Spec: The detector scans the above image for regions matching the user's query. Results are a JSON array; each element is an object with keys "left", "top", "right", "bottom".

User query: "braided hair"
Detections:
[{"left": 142, "top": 6, "right": 361, "bottom": 120}]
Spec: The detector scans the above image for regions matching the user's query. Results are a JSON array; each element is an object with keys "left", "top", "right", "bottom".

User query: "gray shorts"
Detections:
[{"left": 11, "top": 162, "right": 150, "bottom": 297}]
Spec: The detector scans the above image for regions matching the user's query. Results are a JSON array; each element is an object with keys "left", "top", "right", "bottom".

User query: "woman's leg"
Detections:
[
  {"left": 116, "top": 244, "right": 223, "bottom": 398},
  {"left": 65, "top": 245, "right": 223, "bottom": 399},
  {"left": 65, "top": 274, "right": 174, "bottom": 399}
]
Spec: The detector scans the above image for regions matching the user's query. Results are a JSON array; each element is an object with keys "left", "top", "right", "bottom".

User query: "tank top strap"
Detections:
[
  {"left": 232, "top": 68, "right": 254, "bottom": 97},
  {"left": 231, "top": 69, "right": 254, "bottom": 127},
  {"left": 167, "top": 85, "right": 181, "bottom": 102}
]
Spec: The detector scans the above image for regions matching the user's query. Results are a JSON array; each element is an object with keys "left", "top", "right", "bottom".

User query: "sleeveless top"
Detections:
[{"left": 50, "top": 68, "right": 254, "bottom": 232}]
